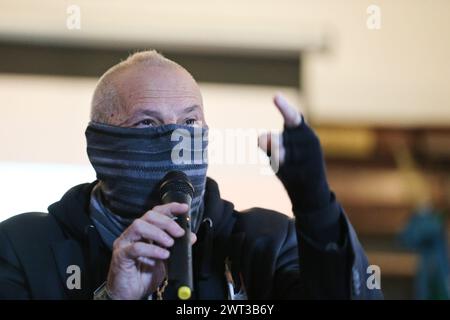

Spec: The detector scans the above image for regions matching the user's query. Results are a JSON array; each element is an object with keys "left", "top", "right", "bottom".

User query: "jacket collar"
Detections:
[
  {"left": 47, "top": 178, "right": 235, "bottom": 242},
  {"left": 201, "top": 178, "right": 235, "bottom": 237},
  {"left": 48, "top": 182, "right": 105, "bottom": 298},
  {"left": 48, "top": 181, "right": 97, "bottom": 242}
]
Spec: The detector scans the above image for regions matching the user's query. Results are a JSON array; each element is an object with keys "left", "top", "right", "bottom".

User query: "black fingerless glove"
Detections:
[
  {"left": 276, "top": 118, "right": 343, "bottom": 245},
  {"left": 276, "top": 118, "right": 331, "bottom": 213}
]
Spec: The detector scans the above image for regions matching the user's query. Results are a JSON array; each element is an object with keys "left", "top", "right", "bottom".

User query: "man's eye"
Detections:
[
  {"left": 185, "top": 118, "right": 197, "bottom": 126},
  {"left": 135, "top": 119, "right": 155, "bottom": 128}
]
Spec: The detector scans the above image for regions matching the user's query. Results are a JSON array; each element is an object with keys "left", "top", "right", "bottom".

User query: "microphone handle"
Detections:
[{"left": 161, "top": 191, "right": 193, "bottom": 300}]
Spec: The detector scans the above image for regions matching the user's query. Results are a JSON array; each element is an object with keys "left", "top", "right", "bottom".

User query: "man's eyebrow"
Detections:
[
  {"left": 183, "top": 105, "right": 201, "bottom": 114},
  {"left": 136, "top": 109, "right": 163, "bottom": 118},
  {"left": 130, "top": 109, "right": 164, "bottom": 123},
  {"left": 131, "top": 105, "right": 200, "bottom": 121}
]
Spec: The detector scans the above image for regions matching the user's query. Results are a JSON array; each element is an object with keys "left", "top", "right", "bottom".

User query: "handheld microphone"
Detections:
[{"left": 159, "top": 170, "right": 194, "bottom": 300}]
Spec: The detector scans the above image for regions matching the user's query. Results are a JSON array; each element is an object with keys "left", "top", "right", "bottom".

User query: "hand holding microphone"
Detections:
[
  {"left": 105, "top": 170, "right": 196, "bottom": 300},
  {"left": 159, "top": 170, "right": 195, "bottom": 300}
]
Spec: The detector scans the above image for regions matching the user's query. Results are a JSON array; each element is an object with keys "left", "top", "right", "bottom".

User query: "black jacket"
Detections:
[{"left": 0, "top": 178, "right": 382, "bottom": 299}]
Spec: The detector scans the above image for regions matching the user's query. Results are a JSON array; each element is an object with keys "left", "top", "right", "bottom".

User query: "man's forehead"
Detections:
[
  {"left": 124, "top": 87, "right": 201, "bottom": 99},
  {"left": 115, "top": 64, "right": 200, "bottom": 92}
]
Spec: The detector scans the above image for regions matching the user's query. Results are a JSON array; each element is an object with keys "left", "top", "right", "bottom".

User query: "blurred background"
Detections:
[{"left": 0, "top": 0, "right": 449, "bottom": 299}]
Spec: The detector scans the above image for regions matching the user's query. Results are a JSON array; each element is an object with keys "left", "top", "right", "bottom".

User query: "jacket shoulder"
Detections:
[
  {"left": 1, "top": 212, "right": 57, "bottom": 234},
  {"left": 236, "top": 207, "right": 293, "bottom": 223},
  {"left": 0, "top": 212, "right": 65, "bottom": 252},
  {"left": 234, "top": 207, "right": 294, "bottom": 238},
  {"left": 1, "top": 211, "right": 49, "bottom": 227},
  {"left": 0, "top": 212, "right": 69, "bottom": 299}
]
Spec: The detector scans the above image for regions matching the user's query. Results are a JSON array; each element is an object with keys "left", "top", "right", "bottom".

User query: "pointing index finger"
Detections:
[{"left": 273, "top": 93, "right": 302, "bottom": 128}]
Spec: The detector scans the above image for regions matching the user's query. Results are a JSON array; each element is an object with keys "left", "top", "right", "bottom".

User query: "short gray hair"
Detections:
[{"left": 90, "top": 50, "right": 182, "bottom": 124}]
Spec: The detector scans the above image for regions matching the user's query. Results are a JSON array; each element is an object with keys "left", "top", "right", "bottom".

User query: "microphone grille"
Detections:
[{"left": 159, "top": 170, "right": 194, "bottom": 198}]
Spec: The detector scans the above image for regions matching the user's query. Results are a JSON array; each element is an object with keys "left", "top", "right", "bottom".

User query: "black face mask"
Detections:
[{"left": 85, "top": 122, "right": 208, "bottom": 225}]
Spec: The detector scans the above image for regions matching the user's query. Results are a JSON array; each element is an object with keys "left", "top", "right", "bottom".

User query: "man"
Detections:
[{"left": 0, "top": 50, "right": 382, "bottom": 300}]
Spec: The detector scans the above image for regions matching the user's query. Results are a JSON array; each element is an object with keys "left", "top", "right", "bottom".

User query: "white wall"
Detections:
[{"left": 302, "top": 0, "right": 450, "bottom": 126}]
